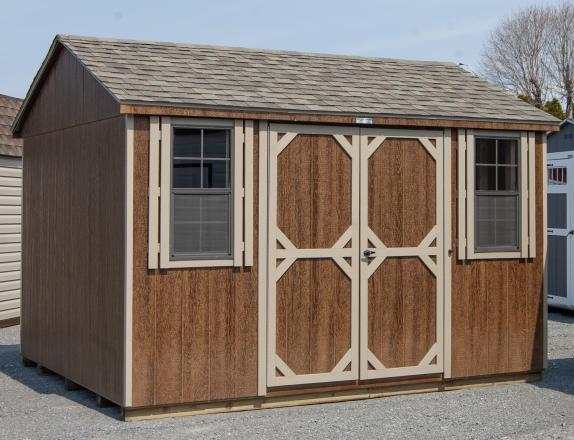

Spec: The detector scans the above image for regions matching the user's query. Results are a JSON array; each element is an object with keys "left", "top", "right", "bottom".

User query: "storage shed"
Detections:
[
  {"left": 0, "top": 94, "right": 22, "bottom": 328},
  {"left": 547, "top": 119, "right": 574, "bottom": 310},
  {"left": 12, "top": 35, "right": 560, "bottom": 420}
]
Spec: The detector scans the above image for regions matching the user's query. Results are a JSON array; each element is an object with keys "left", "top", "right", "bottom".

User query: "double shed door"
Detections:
[{"left": 265, "top": 123, "right": 447, "bottom": 387}]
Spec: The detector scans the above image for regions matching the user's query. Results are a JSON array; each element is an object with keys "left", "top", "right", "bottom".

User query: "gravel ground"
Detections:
[{"left": 1, "top": 311, "right": 573, "bottom": 440}]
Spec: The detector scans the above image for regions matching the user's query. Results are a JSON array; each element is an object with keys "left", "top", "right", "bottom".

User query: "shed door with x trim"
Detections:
[{"left": 265, "top": 124, "right": 446, "bottom": 387}]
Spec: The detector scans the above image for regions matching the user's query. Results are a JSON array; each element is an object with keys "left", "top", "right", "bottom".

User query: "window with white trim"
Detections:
[
  {"left": 148, "top": 117, "right": 254, "bottom": 269},
  {"left": 171, "top": 126, "right": 233, "bottom": 260},
  {"left": 457, "top": 130, "right": 537, "bottom": 260},
  {"left": 474, "top": 136, "right": 520, "bottom": 251}
]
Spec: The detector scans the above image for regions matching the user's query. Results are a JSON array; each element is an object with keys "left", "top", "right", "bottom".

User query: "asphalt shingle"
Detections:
[
  {"left": 50, "top": 35, "right": 559, "bottom": 124},
  {"left": 0, "top": 95, "right": 22, "bottom": 156}
]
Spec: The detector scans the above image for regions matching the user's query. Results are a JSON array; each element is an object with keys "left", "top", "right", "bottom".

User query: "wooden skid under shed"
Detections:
[{"left": 123, "top": 373, "right": 542, "bottom": 421}]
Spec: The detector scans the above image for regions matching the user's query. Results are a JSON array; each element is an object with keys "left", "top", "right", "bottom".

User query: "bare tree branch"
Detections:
[
  {"left": 546, "top": 2, "right": 574, "bottom": 118},
  {"left": 479, "top": 5, "right": 551, "bottom": 108}
]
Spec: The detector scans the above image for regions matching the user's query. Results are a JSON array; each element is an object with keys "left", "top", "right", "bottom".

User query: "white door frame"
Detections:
[{"left": 547, "top": 152, "right": 574, "bottom": 309}]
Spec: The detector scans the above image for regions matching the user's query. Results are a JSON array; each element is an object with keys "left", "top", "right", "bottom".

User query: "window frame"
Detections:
[
  {"left": 149, "top": 117, "right": 252, "bottom": 269},
  {"left": 169, "top": 124, "right": 234, "bottom": 261},
  {"left": 458, "top": 129, "right": 536, "bottom": 260},
  {"left": 473, "top": 134, "right": 521, "bottom": 253}
]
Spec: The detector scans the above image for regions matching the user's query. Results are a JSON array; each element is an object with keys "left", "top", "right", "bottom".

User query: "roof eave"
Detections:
[{"left": 118, "top": 99, "right": 561, "bottom": 130}]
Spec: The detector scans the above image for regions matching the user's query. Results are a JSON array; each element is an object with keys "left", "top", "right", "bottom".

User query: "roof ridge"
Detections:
[{"left": 56, "top": 34, "right": 459, "bottom": 67}]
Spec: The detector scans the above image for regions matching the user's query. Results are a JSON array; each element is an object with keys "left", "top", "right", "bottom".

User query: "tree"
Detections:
[
  {"left": 480, "top": 6, "right": 551, "bottom": 109},
  {"left": 543, "top": 98, "right": 566, "bottom": 119},
  {"left": 546, "top": 2, "right": 574, "bottom": 117}
]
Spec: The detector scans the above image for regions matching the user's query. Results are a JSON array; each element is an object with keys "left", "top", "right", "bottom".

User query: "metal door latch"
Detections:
[{"left": 363, "top": 250, "right": 375, "bottom": 257}]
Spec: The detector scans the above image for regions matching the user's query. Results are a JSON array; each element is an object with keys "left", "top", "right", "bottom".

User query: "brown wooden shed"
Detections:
[{"left": 12, "top": 35, "right": 560, "bottom": 420}]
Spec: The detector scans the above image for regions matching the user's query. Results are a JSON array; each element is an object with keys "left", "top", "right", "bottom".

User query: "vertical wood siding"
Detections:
[
  {"left": 19, "top": 45, "right": 125, "bottom": 405},
  {"left": 22, "top": 115, "right": 126, "bottom": 404},
  {"left": 131, "top": 116, "right": 259, "bottom": 407},
  {"left": 19, "top": 47, "right": 119, "bottom": 138},
  {"left": 450, "top": 130, "right": 544, "bottom": 378}
]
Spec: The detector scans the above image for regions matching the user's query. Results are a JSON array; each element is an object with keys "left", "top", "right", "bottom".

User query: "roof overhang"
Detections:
[{"left": 119, "top": 101, "right": 561, "bottom": 132}]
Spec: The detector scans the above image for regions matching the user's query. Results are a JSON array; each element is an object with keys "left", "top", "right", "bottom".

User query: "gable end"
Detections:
[{"left": 14, "top": 40, "right": 120, "bottom": 137}]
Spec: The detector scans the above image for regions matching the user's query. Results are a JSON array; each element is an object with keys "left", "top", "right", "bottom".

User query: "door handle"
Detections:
[
  {"left": 363, "top": 250, "right": 375, "bottom": 257},
  {"left": 569, "top": 230, "right": 574, "bottom": 236}
]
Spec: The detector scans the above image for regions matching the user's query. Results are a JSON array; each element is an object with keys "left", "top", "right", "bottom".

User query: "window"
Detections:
[
  {"left": 148, "top": 117, "right": 254, "bottom": 269},
  {"left": 457, "top": 130, "right": 537, "bottom": 260},
  {"left": 548, "top": 166, "right": 567, "bottom": 185},
  {"left": 171, "top": 127, "right": 232, "bottom": 260},
  {"left": 474, "top": 137, "right": 519, "bottom": 251}
]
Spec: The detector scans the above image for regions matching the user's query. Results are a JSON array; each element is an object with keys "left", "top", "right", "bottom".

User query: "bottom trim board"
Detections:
[
  {"left": 123, "top": 372, "right": 542, "bottom": 421},
  {"left": 0, "top": 317, "right": 19, "bottom": 328}
]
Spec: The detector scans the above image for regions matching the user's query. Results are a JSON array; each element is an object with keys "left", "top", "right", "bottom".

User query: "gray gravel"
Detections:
[{"left": 1, "top": 312, "right": 573, "bottom": 440}]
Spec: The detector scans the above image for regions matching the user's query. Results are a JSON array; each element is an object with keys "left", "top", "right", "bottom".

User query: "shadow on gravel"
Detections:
[
  {"left": 0, "top": 342, "right": 121, "bottom": 420},
  {"left": 549, "top": 310, "right": 574, "bottom": 324},
  {"left": 534, "top": 357, "right": 574, "bottom": 396}
]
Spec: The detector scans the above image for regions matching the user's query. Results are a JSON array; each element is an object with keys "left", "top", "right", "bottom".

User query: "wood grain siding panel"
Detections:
[
  {"left": 131, "top": 118, "right": 258, "bottom": 408},
  {"left": 19, "top": 46, "right": 119, "bottom": 138},
  {"left": 0, "top": 158, "right": 21, "bottom": 325},
  {"left": 368, "top": 138, "right": 436, "bottom": 247},
  {"left": 21, "top": 115, "right": 126, "bottom": 404},
  {"left": 276, "top": 134, "right": 352, "bottom": 249},
  {"left": 275, "top": 259, "right": 351, "bottom": 375},
  {"left": 450, "top": 130, "right": 544, "bottom": 378},
  {"left": 132, "top": 116, "right": 156, "bottom": 405},
  {"left": 368, "top": 258, "right": 436, "bottom": 368}
]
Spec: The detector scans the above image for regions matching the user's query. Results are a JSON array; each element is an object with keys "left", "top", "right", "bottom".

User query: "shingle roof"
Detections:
[
  {"left": 18, "top": 34, "right": 563, "bottom": 130},
  {"left": 0, "top": 95, "right": 22, "bottom": 156}
]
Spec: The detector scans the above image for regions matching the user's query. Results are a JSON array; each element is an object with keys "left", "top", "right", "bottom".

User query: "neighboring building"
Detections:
[
  {"left": 0, "top": 94, "right": 22, "bottom": 328},
  {"left": 12, "top": 35, "right": 559, "bottom": 420},
  {"left": 547, "top": 119, "right": 574, "bottom": 310},
  {"left": 548, "top": 119, "right": 574, "bottom": 153}
]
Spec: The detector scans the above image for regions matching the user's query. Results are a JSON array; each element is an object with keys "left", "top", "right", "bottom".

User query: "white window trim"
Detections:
[
  {"left": 458, "top": 129, "right": 536, "bottom": 260},
  {"left": 148, "top": 117, "right": 253, "bottom": 269}
]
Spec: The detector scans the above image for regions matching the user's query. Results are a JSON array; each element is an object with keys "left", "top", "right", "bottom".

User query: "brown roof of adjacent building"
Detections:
[
  {"left": 0, "top": 95, "right": 22, "bottom": 156},
  {"left": 13, "top": 35, "right": 561, "bottom": 132}
]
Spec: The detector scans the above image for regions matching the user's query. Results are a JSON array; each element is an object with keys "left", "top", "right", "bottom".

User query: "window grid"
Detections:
[
  {"left": 171, "top": 127, "right": 233, "bottom": 260},
  {"left": 475, "top": 137, "right": 520, "bottom": 252}
]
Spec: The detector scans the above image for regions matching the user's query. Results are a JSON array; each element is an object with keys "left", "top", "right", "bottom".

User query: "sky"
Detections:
[{"left": 0, "top": 0, "right": 564, "bottom": 99}]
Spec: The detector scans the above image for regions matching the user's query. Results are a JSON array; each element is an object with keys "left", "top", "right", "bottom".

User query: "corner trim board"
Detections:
[{"left": 124, "top": 115, "right": 134, "bottom": 407}]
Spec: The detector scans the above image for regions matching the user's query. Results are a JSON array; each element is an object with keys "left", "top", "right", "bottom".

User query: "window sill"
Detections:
[
  {"left": 159, "top": 258, "right": 235, "bottom": 269},
  {"left": 465, "top": 251, "right": 523, "bottom": 260}
]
